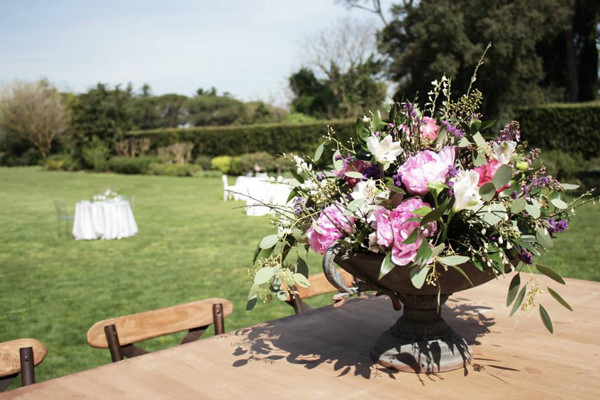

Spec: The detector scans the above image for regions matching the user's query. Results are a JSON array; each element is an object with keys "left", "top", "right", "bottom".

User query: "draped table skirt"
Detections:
[{"left": 73, "top": 200, "right": 138, "bottom": 240}]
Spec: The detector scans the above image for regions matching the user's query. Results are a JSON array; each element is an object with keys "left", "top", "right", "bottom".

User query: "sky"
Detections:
[{"left": 0, "top": 0, "right": 385, "bottom": 105}]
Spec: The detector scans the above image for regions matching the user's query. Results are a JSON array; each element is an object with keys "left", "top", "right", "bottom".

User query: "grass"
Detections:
[{"left": 0, "top": 167, "right": 598, "bottom": 385}]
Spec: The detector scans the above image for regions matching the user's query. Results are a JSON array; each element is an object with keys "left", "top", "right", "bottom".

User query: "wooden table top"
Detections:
[{"left": 3, "top": 275, "right": 600, "bottom": 399}]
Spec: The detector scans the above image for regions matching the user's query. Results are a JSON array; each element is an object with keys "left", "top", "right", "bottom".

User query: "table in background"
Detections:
[
  {"left": 72, "top": 200, "right": 138, "bottom": 240},
  {"left": 233, "top": 176, "right": 292, "bottom": 216},
  {"left": 4, "top": 276, "right": 599, "bottom": 399}
]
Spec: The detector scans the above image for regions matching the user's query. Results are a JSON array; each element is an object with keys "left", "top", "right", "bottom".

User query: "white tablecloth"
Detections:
[
  {"left": 233, "top": 176, "right": 292, "bottom": 216},
  {"left": 73, "top": 200, "right": 138, "bottom": 240}
]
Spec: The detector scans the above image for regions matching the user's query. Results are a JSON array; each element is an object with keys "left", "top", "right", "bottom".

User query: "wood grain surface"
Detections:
[
  {"left": 0, "top": 340, "right": 46, "bottom": 377},
  {"left": 87, "top": 298, "right": 233, "bottom": 348},
  {"left": 4, "top": 276, "right": 599, "bottom": 399}
]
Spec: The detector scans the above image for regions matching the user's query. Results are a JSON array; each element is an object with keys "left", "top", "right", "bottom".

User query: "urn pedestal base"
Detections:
[{"left": 370, "top": 294, "right": 472, "bottom": 373}]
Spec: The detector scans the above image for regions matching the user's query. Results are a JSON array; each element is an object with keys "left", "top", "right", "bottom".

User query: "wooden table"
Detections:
[{"left": 3, "top": 276, "right": 600, "bottom": 399}]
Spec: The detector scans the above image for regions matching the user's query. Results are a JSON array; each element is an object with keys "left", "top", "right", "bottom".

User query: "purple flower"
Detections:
[
  {"left": 499, "top": 121, "right": 521, "bottom": 142},
  {"left": 518, "top": 249, "right": 534, "bottom": 264},
  {"left": 397, "top": 147, "right": 456, "bottom": 195},
  {"left": 392, "top": 171, "right": 403, "bottom": 187},
  {"left": 442, "top": 121, "right": 465, "bottom": 139},
  {"left": 547, "top": 218, "right": 569, "bottom": 235},
  {"left": 362, "top": 165, "right": 382, "bottom": 180},
  {"left": 307, "top": 205, "right": 355, "bottom": 254}
]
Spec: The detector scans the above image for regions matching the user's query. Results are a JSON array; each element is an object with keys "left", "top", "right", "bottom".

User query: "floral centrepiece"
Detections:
[{"left": 248, "top": 75, "right": 596, "bottom": 332}]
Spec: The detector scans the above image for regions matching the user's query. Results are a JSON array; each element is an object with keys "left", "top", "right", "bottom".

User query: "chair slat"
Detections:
[
  {"left": 87, "top": 298, "right": 233, "bottom": 348},
  {"left": 0, "top": 339, "right": 46, "bottom": 377}
]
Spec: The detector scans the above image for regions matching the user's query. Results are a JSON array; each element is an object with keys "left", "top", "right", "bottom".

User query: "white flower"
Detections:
[
  {"left": 452, "top": 170, "right": 482, "bottom": 212},
  {"left": 351, "top": 180, "right": 388, "bottom": 214},
  {"left": 362, "top": 116, "right": 371, "bottom": 122},
  {"left": 492, "top": 140, "right": 517, "bottom": 164},
  {"left": 366, "top": 135, "right": 403, "bottom": 164}
]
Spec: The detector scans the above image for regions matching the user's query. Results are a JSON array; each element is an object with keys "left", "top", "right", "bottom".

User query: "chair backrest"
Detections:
[
  {"left": 222, "top": 175, "right": 229, "bottom": 188},
  {"left": 87, "top": 298, "right": 233, "bottom": 362},
  {"left": 53, "top": 200, "right": 68, "bottom": 216},
  {"left": 286, "top": 270, "right": 354, "bottom": 314},
  {"left": 0, "top": 339, "right": 46, "bottom": 392}
]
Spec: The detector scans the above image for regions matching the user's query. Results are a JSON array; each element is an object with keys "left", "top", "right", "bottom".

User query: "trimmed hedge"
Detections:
[
  {"left": 125, "top": 120, "right": 355, "bottom": 159},
  {"left": 516, "top": 102, "right": 600, "bottom": 159}
]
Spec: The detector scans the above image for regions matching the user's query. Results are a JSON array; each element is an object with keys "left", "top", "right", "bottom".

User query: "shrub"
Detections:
[
  {"left": 236, "top": 152, "right": 277, "bottom": 175},
  {"left": 82, "top": 137, "right": 110, "bottom": 171},
  {"left": 156, "top": 142, "right": 194, "bottom": 164},
  {"left": 211, "top": 156, "right": 238, "bottom": 174},
  {"left": 147, "top": 162, "right": 202, "bottom": 177},
  {"left": 44, "top": 154, "right": 81, "bottom": 171},
  {"left": 125, "top": 120, "right": 355, "bottom": 162},
  {"left": 540, "top": 150, "right": 588, "bottom": 182},
  {"left": 516, "top": 102, "right": 600, "bottom": 159},
  {"left": 194, "top": 154, "right": 213, "bottom": 170},
  {"left": 108, "top": 156, "right": 157, "bottom": 174}
]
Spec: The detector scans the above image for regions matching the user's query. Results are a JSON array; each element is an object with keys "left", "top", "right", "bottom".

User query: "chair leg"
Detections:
[
  {"left": 19, "top": 347, "right": 35, "bottom": 386},
  {"left": 104, "top": 324, "right": 124, "bottom": 362},
  {"left": 212, "top": 303, "right": 225, "bottom": 335}
]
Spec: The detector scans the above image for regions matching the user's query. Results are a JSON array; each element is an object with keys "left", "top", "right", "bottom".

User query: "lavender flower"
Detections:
[
  {"left": 547, "top": 218, "right": 569, "bottom": 235},
  {"left": 499, "top": 121, "right": 521, "bottom": 142},
  {"left": 442, "top": 121, "right": 465, "bottom": 139},
  {"left": 362, "top": 165, "right": 382, "bottom": 180},
  {"left": 392, "top": 171, "right": 403, "bottom": 188},
  {"left": 518, "top": 249, "right": 534, "bottom": 264}
]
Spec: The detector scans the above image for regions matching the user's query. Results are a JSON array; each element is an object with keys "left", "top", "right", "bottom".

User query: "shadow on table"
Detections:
[{"left": 230, "top": 296, "right": 514, "bottom": 383}]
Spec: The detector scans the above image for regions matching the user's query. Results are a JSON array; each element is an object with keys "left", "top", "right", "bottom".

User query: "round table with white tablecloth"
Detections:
[{"left": 72, "top": 200, "right": 138, "bottom": 240}]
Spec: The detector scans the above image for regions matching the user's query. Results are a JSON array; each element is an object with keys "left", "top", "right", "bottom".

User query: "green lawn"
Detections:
[{"left": 0, "top": 167, "right": 598, "bottom": 385}]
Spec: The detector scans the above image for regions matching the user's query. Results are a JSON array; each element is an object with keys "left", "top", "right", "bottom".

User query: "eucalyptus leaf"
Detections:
[
  {"left": 431, "top": 244, "right": 446, "bottom": 258},
  {"left": 509, "top": 286, "right": 527, "bottom": 317},
  {"left": 314, "top": 142, "right": 325, "bottom": 161},
  {"left": 293, "top": 273, "right": 310, "bottom": 288},
  {"left": 276, "top": 291, "right": 288, "bottom": 301},
  {"left": 378, "top": 253, "right": 396, "bottom": 280},
  {"left": 438, "top": 255, "right": 470, "bottom": 266},
  {"left": 246, "top": 297, "right": 258, "bottom": 311},
  {"left": 290, "top": 169, "right": 304, "bottom": 184},
  {"left": 409, "top": 265, "right": 430, "bottom": 289},
  {"left": 296, "top": 257, "right": 309, "bottom": 278},
  {"left": 539, "top": 304, "right": 554, "bottom": 333},
  {"left": 473, "top": 152, "right": 487, "bottom": 167},
  {"left": 449, "top": 265, "right": 474, "bottom": 286},
  {"left": 421, "top": 198, "right": 450, "bottom": 226},
  {"left": 525, "top": 203, "right": 541, "bottom": 218},
  {"left": 550, "top": 198, "right": 568, "bottom": 209},
  {"left": 492, "top": 164, "right": 513, "bottom": 189},
  {"left": 536, "top": 226, "right": 553, "bottom": 249},
  {"left": 511, "top": 197, "right": 527, "bottom": 214},
  {"left": 333, "top": 150, "right": 343, "bottom": 171},
  {"left": 286, "top": 188, "right": 298, "bottom": 203},
  {"left": 458, "top": 137, "right": 470, "bottom": 147},
  {"left": 547, "top": 287, "right": 573, "bottom": 311},
  {"left": 479, "top": 182, "right": 496, "bottom": 201},
  {"left": 254, "top": 267, "right": 276, "bottom": 284},
  {"left": 412, "top": 206, "right": 432, "bottom": 216},
  {"left": 259, "top": 235, "right": 279, "bottom": 250},
  {"left": 480, "top": 119, "right": 497, "bottom": 131},
  {"left": 247, "top": 283, "right": 259, "bottom": 300},
  {"left": 560, "top": 183, "right": 579, "bottom": 190},
  {"left": 345, "top": 171, "right": 365, "bottom": 179},
  {"left": 472, "top": 132, "right": 486, "bottom": 146},
  {"left": 506, "top": 273, "right": 520, "bottom": 307},
  {"left": 415, "top": 239, "right": 433, "bottom": 265},
  {"left": 536, "top": 264, "right": 565, "bottom": 285},
  {"left": 402, "top": 228, "right": 420, "bottom": 244}
]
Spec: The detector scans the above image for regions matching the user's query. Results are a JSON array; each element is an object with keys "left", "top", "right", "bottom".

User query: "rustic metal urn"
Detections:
[{"left": 323, "top": 243, "right": 498, "bottom": 374}]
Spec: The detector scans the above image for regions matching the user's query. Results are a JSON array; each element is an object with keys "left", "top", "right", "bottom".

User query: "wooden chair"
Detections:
[
  {"left": 87, "top": 298, "right": 233, "bottom": 363},
  {"left": 286, "top": 270, "right": 355, "bottom": 314},
  {"left": 0, "top": 339, "right": 47, "bottom": 392}
]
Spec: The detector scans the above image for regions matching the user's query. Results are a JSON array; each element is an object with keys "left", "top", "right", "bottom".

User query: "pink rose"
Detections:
[
  {"left": 369, "top": 198, "right": 437, "bottom": 266},
  {"left": 474, "top": 160, "right": 509, "bottom": 192},
  {"left": 307, "top": 205, "right": 356, "bottom": 254},
  {"left": 397, "top": 147, "right": 455, "bottom": 195},
  {"left": 420, "top": 117, "right": 439, "bottom": 141}
]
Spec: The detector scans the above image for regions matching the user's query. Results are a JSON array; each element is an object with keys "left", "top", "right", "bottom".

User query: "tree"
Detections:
[
  {"left": 379, "top": 0, "right": 573, "bottom": 117},
  {"left": 186, "top": 93, "right": 246, "bottom": 126},
  {"left": 132, "top": 83, "right": 162, "bottom": 130},
  {"left": 291, "top": 17, "right": 388, "bottom": 118},
  {"left": 156, "top": 94, "right": 189, "bottom": 128},
  {"left": 338, "top": 0, "right": 389, "bottom": 26},
  {"left": 0, "top": 80, "right": 68, "bottom": 160}
]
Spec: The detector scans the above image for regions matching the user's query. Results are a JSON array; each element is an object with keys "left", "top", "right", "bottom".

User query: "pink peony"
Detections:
[
  {"left": 370, "top": 198, "right": 437, "bottom": 266},
  {"left": 397, "top": 147, "right": 455, "bottom": 195},
  {"left": 474, "top": 159, "right": 509, "bottom": 192},
  {"left": 420, "top": 117, "right": 439, "bottom": 141},
  {"left": 307, "top": 205, "right": 356, "bottom": 254}
]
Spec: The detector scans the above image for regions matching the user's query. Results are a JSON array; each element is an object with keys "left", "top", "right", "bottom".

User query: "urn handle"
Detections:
[{"left": 323, "top": 242, "right": 359, "bottom": 299}]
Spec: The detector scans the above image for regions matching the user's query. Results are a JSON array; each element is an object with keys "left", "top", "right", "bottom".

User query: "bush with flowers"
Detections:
[{"left": 248, "top": 64, "right": 596, "bottom": 332}]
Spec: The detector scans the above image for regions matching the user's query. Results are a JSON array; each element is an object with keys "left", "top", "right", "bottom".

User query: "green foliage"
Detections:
[
  {"left": 82, "top": 137, "right": 110, "bottom": 171},
  {"left": 210, "top": 155, "right": 238, "bottom": 174},
  {"left": 540, "top": 150, "right": 588, "bottom": 182},
  {"left": 147, "top": 162, "right": 202, "bottom": 177},
  {"left": 126, "top": 120, "right": 355, "bottom": 162},
  {"left": 379, "top": 0, "right": 575, "bottom": 116},
  {"left": 236, "top": 152, "right": 278, "bottom": 175},
  {"left": 108, "top": 156, "right": 157, "bottom": 175},
  {"left": 44, "top": 154, "right": 81, "bottom": 171},
  {"left": 194, "top": 155, "right": 213, "bottom": 170},
  {"left": 517, "top": 102, "right": 600, "bottom": 159}
]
